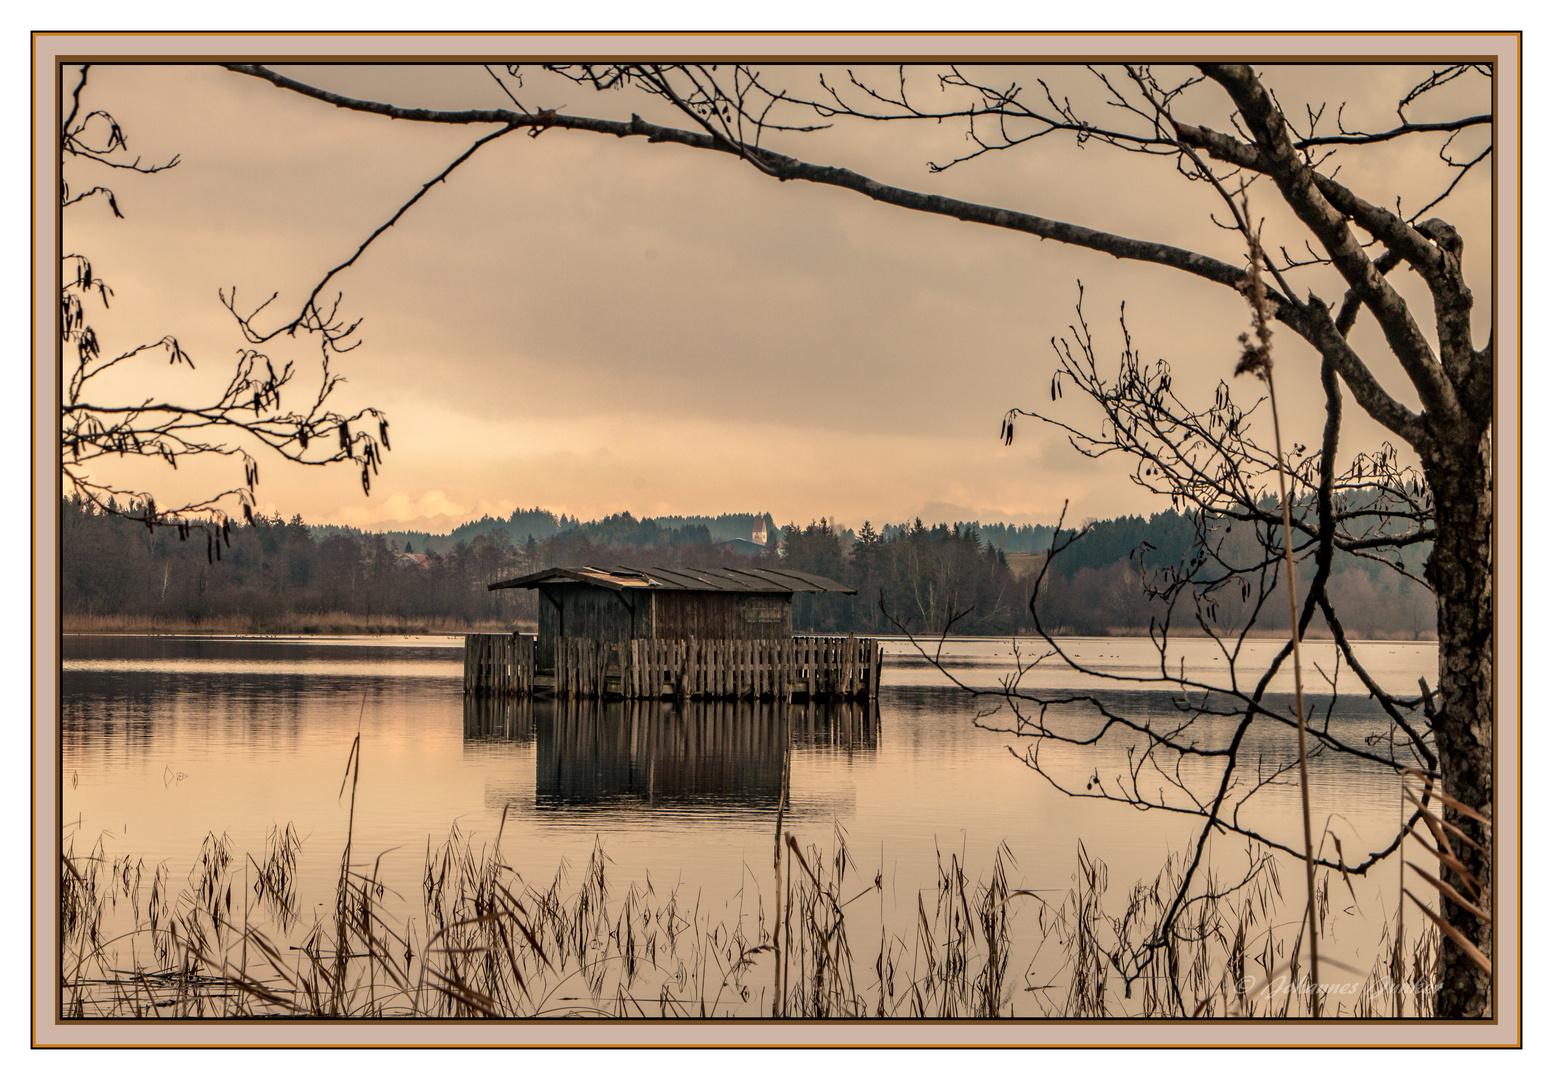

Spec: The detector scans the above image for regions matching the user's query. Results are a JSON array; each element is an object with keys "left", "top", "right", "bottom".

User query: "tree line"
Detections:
[
  {"left": 314, "top": 509, "right": 782, "bottom": 556},
  {"left": 782, "top": 509, "right": 1431, "bottom": 639},
  {"left": 62, "top": 498, "right": 1433, "bottom": 640}
]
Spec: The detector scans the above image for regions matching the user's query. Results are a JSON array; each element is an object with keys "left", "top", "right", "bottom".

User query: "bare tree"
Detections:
[
  {"left": 218, "top": 60, "right": 1497, "bottom": 1017},
  {"left": 62, "top": 64, "right": 389, "bottom": 546}
]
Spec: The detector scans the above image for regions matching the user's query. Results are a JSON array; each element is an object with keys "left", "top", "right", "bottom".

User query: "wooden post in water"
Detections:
[{"left": 784, "top": 638, "right": 793, "bottom": 703}]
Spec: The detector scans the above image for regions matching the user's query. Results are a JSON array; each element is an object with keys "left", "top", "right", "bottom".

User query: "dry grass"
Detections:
[{"left": 61, "top": 816, "right": 1439, "bottom": 1020}]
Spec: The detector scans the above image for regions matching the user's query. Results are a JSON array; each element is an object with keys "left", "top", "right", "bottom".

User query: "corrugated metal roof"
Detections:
[{"left": 488, "top": 564, "right": 856, "bottom": 595}]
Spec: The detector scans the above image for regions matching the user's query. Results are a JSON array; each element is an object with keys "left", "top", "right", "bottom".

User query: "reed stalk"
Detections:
[
  {"left": 1235, "top": 208, "right": 1321, "bottom": 1016},
  {"left": 772, "top": 704, "right": 789, "bottom": 1017}
]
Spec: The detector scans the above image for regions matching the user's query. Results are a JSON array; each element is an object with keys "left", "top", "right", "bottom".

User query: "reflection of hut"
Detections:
[
  {"left": 487, "top": 565, "right": 856, "bottom": 668},
  {"left": 535, "top": 698, "right": 786, "bottom": 807},
  {"left": 530, "top": 697, "right": 878, "bottom": 808}
]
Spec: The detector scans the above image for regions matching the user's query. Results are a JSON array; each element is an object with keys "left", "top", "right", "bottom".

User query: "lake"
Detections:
[{"left": 60, "top": 632, "right": 1439, "bottom": 1017}]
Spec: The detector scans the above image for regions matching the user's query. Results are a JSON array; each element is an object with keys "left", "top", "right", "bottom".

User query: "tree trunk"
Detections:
[{"left": 1423, "top": 423, "right": 1494, "bottom": 1018}]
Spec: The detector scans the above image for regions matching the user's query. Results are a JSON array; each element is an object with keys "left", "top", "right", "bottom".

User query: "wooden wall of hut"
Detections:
[
  {"left": 651, "top": 591, "right": 793, "bottom": 641},
  {"left": 535, "top": 584, "right": 646, "bottom": 667},
  {"left": 533, "top": 584, "right": 798, "bottom": 668}
]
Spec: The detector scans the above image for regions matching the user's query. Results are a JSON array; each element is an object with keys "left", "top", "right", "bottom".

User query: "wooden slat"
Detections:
[{"left": 807, "top": 637, "right": 814, "bottom": 701}]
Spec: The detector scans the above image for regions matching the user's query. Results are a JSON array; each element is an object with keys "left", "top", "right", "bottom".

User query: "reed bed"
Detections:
[{"left": 60, "top": 816, "right": 1439, "bottom": 1020}]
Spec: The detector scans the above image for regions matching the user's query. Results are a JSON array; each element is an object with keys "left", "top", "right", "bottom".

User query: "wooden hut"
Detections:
[
  {"left": 487, "top": 565, "right": 855, "bottom": 666},
  {"left": 465, "top": 565, "right": 880, "bottom": 701}
]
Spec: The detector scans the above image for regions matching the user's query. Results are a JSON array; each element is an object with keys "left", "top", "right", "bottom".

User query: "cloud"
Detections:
[
  {"left": 66, "top": 62, "right": 1474, "bottom": 535},
  {"left": 329, "top": 490, "right": 471, "bottom": 529},
  {"left": 917, "top": 502, "right": 1052, "bottom": 527}
]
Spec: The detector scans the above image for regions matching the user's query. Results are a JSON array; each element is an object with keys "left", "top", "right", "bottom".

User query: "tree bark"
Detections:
[{"left": 1423, "top": 422, "right": 1494, "bottom": 1018}]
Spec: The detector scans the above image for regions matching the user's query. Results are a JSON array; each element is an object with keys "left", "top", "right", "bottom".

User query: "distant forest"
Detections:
[
  {"left": 60, "top": 498, "right": 1435, "bottom": 639},
  {"left": 311, "top": 509, "right": 784, "bottom": 556}
]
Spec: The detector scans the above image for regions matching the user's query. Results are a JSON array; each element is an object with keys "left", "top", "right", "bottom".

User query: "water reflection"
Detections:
[
  {"left": 62, "top": 666, "right": 314, "bottom": 759},
  {"left": 63, "top": 635, "right": 1433, "bottom": 935},
  {"left": 463, "top": 694, "right": 536, "bottom": 742},
  {"left": 59, "top": 633, "right": 1447, "bottom": 1018},
  {"left": 491, "top": 697, "right": 879, "bottom": 809}
]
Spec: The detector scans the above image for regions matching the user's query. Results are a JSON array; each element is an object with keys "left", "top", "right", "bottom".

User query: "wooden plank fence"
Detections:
[
  {"left": 462, "top": 632, "right": 535, "bottom": 697},
  {"left": 465, "top": 634, "right": 882, "bottom": 701}
]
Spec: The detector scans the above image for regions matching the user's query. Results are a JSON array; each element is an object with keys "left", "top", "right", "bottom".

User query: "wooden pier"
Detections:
[{"left": 464, "top": 633, "right": 881, "bottom": 702}]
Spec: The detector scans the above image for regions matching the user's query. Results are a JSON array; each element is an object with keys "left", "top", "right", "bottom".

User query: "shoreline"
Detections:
[
  {"left": 60, "top": 613, "right": 536, "bottom": 637},
  {"left": 59, "top": 613, "right": 1436, "bottom": 643}
]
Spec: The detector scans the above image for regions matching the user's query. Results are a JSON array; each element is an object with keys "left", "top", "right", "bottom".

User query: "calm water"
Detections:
[{"left": 60, "top": 633, "right": 1438, "bottom": 1008}]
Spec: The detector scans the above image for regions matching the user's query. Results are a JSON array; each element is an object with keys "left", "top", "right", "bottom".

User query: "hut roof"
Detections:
[{"left": 488, "top": 565, "right": 856, "bottom": 595}]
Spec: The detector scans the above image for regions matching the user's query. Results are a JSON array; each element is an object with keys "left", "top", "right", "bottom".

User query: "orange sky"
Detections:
[{"left": 61, "top": 53, "right": 1492, "bottom": 536}]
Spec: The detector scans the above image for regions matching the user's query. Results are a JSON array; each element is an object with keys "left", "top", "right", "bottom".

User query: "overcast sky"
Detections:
[{"left": 62, "top": 57, "right": 1492, "bottom": 537}]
